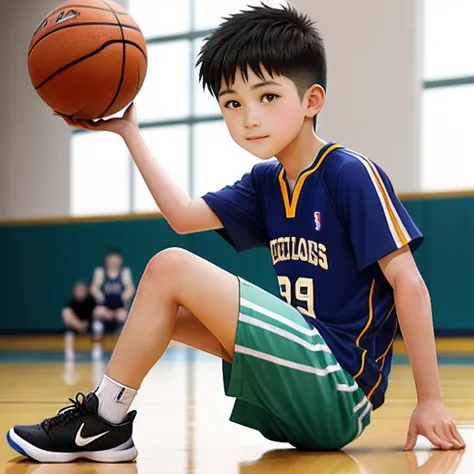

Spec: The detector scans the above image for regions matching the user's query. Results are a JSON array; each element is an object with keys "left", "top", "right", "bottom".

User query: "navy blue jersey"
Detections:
[
  {"left": 101, "top": 268, "right": 126, "bottom": 310},
  {"left": 202, "top": 142, "right": 423, "bottom": 409}
]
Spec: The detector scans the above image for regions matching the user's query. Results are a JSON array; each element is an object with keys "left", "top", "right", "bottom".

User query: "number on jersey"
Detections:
[{"left": 277, "top": 276, "right": 316, "bottom": 318}]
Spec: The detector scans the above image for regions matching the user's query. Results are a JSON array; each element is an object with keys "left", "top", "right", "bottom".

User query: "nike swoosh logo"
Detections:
[{"left": 75, "top": 423, "right": 110, "bottom": 447}]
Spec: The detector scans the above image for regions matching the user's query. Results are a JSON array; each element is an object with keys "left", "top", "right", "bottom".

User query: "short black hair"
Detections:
[
  {"left": 106, "top": 248, "right": 122, "bottom": 257},
  {"left": 197, "top": 3, "right": 327, "bottom": 100}
]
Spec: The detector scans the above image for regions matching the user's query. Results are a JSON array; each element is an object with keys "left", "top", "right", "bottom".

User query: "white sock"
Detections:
[
  {"left": 92, "top": 320, "right": 104, "bottom": 336},
  {"left": 94, "top": 374, "right": 137, "bottom": 424},
  {"left": 65, "top": 331, "right": 74, "bottom": 352}
]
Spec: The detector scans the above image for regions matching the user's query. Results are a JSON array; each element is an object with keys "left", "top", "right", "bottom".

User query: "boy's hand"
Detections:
[
  {"left": 54, "top": 102, "right": 138, "bottom": 136},
  {"left": 404, "top": 400, "right": 466, "bottom": 451}
]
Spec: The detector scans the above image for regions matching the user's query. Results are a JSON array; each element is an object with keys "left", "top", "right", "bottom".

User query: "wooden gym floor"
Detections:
[{"left": 0, "top": 336, "right": 473, "bottom": 473}]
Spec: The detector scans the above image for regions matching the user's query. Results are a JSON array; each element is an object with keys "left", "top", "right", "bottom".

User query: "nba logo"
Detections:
[{"left": 314, "top": 211, "right": 321, "bottom": 231}]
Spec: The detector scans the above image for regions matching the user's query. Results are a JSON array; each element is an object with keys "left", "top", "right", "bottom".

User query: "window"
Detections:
[
  {"left": 71, "top": 133, "right": 130, "bottom": 216},
  {"left": 423, "top": 0, "right": 474, "bottom": 80},
  {"left": 193, "top": 121, "right": 260, "bottom": 197},
  {"left": 133, "top": 126, "right": 190, "bottom": 211},
  {"left": 71, "top": 1, "right": 268, "bottom": 215},
  {"left": 422, "top": 0, "right": 474, "bottom": 191},
  {"left": 133, "top": 41, "right": 191, "bottom": 122},
  {"left": 193, "top": 0, "right": 282, "bottom": 30},
  {"left": 127, "top": 0, "right": 190, "bottom": 37},
  {"left": 421, "top": 85, "right": 474, "bottom": 191},
  {"left": 192, "top": 38, "right": 221, "bottom": 116}
]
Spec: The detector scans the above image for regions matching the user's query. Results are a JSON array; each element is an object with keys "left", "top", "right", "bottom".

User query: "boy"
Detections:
[
  {"left": 7, "top": 4, "right": 464, "bottom": 462},
  {"left": 89, "top": 248, "right": 135, "bottom": 360},
  {"left": 62, "top": 280, "right": 96, "bottom": 361}
]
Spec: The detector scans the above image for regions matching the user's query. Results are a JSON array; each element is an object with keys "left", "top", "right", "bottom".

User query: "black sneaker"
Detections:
[{"left": 6, "top": 392, "right": 138, "bottom": 463}]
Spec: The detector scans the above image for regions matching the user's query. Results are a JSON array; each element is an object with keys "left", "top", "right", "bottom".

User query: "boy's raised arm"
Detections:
[{"left": 59, "top": 104, "right": 223, "bottom": 235}]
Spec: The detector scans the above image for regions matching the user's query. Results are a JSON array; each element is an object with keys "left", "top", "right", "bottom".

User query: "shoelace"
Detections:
[{"left": 41, "top": 392, "right": 88, "bottom": 432}]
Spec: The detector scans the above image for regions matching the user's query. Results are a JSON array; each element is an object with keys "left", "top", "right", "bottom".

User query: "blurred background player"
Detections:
[
  {"left": 62, "top": 280, "right": 96, "bottom": 361},
  {"left": 90, "top": 248, "right": 135, "bottom": 360}
]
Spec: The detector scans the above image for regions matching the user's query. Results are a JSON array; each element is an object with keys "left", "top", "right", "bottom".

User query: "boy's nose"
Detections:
[{"left": 244, "top": 114, "right": 261, "bottom": 128}]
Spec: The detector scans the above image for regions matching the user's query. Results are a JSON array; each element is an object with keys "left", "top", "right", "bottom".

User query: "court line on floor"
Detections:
[{"left": 0, "top": 401, "right": 67, "bottom": 406}]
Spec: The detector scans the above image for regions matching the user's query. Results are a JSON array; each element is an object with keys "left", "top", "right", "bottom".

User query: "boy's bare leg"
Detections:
[
  {"left": 172, "top": 306, "right": 232, "bottom": 362},
  {"left": 62, "top": 309, "right": 88, "bottom": 361},
  {"left": 105, "top": 248, "right": 239, "bottom": 389},
  {"left": 6, "top": 248, "right": 239, "bottom": 462},
  {"left": 93, "top": 306, "right": 115, "bottom": 321},
  {"left": 114, "top": 308, "right": 128, "bottom": 324},
  {"left": 62, "top": 308, "right": 86, "bottom": 332}
]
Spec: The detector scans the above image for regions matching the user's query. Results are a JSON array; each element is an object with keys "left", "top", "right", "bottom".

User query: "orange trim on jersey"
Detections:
[
  {"left": 278, "top": 173, "right": 292, "bottom": 217},
  {"left": 354, "top": 279, "right": 376, "bottom": 380},
  {"left": 377, "top": 303, "right": 395, "bottom": 337},
  {"left": 364, "top": 159, "right": 409, "bottom": 246},
  {"left": 376, "top": 331, "right": 396, "bottom": 364},
  {"left": 368, "top": 315, "right": 397, "bottom": 400},
  {"left": 367, "top": 373, "right": 382, "bottom": 400},
  {"left": 368, "top": 332, "right": 396, "bottom": 400},
  {"left": 278, "top": 144, "right": 343, "bottom": 218}
]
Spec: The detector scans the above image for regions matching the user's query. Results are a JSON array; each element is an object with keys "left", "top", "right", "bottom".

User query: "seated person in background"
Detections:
[
  {"left": 62, "top": 280, "right": 96, "bottom": 361},
  {"left": 90, "top": 248, "right": 135, "bottom": 360}
]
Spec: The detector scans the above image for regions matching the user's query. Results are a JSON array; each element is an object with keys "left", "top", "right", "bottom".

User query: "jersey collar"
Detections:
[{"left": 277, "top": 142, "right": 343, "bottom": 218}]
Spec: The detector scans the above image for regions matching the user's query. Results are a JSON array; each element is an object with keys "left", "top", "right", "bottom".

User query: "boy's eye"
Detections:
[
  {"left": 262, "top": 93, "right": 278, "bottom": 103},
  {"left": 225, "top": 100, "right": 241, "bottom": 109}
]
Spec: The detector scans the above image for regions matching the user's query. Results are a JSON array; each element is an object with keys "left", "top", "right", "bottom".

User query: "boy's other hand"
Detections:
[
  {"left": 404, "top": 400, "right": 466, "bottom": 451},
  {"left": 53, "top": 103, "right": 138, "bottom": 136}
]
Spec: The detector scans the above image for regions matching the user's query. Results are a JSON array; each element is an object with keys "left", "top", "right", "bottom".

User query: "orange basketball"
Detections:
[{"left": 28, "top": 0, "right": 147, "bottom": 120}]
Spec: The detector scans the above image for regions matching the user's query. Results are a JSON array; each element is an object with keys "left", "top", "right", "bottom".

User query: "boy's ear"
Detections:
[{"left": 305, "top": 84, "right": 325, "bottom": 118}]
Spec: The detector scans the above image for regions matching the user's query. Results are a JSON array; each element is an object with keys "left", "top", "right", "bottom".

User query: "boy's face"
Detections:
[
  {"left": 218, "top": 67, "right": 308, "bottom": 159},
  {"left": 74, "top": 283, "right": 87, "bottom": 300},
  {"left": 106, "top": 253, "right": 122, "bottom": 270}
]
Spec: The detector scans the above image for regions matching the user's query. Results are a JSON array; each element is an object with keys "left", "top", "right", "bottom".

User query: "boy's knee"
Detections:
[
  {"left": 115, "top": 308, "right": 128, "bottom": 323},
  {"left": 93, "top": 305, "right": 111, "bottom": 318},
  {"left": 145, "top": 247, "right": 192, "bottom": 279}
]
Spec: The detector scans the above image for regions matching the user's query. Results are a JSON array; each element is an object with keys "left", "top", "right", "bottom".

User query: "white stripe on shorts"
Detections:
[
  {"left": 353, "top": 398, "right": 372, "bottom": 439},
  {"left": 239, "top": 314, "right": 332, "bottom": 353},
  {"left": 234, "top": 345, "right": 341, "bottom": 376},
  {"left": 353, "top": 397, "right": 369, "bottom": 413},
  {"left": 240, "top": 298, "right": 320, "bottom": 337},
  {"left": 336, "top": 381, "right": 360, "bottom": 392}
]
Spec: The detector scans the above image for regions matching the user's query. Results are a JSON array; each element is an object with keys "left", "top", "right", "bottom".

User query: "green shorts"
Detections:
[{"left": 223, "top": 278, "right": 372, "bottom": 451}]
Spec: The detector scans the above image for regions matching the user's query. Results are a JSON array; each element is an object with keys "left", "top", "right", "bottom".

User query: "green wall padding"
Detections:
[{"left": 1, "top": 196, "right": 473, "bottom": 332}]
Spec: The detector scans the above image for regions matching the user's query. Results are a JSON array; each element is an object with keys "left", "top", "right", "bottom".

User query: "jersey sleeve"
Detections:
[
  {"left": 334, "top": 157, "right": 423, "bottom": 271},
  {"left": 201, "top": 168, "right": 268, "bottom": 252}
]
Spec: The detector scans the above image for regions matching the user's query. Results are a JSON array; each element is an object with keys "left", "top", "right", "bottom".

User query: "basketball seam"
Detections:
[
  {"left": 29, "top": 23, "right": 142, "bottom": 56},
  {"left": 98, "top": 0, "right": 127, "bottom": 118},
  {"left": 48, "top": 5, "right": 129, "bottom": 16},
  {"left": 34, "top": 40, "right": 146, "bottom": 90}
]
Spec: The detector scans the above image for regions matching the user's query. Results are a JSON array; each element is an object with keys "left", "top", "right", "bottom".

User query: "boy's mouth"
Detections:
[{"left": 247, "top": 135, "right": 269, "bottom": 142}]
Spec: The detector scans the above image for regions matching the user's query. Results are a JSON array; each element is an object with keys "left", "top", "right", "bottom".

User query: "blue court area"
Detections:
[
  {"left": 0, "top": 347, "right": 213, "bottom": 364},
  {"left": 0, "top": 348, "right": 473, "bottom": 365}
]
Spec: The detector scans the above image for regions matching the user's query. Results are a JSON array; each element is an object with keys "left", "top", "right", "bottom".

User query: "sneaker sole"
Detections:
[{"left": 7, "top": 428, "right": 138, "bottom": 463}]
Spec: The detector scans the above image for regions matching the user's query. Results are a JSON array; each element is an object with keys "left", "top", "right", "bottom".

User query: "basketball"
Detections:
[{"left": 28, "top": 0, "right": 147, "bottom": 120}]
